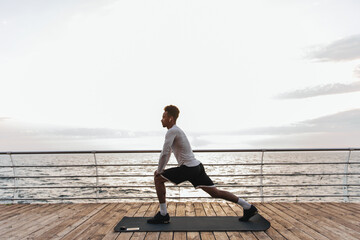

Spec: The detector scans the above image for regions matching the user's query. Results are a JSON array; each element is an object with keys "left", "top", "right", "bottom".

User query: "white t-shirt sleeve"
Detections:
[{"left": 157, "top": 129, "right": 176, "bottom": 173}]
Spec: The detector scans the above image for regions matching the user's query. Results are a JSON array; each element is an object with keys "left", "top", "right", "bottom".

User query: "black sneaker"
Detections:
[
  {"left": 239, "top": 205, "right": 258, "bottom": 221},
  {"left": 147, "top": 211, "right": 170, "bottom": 224}
]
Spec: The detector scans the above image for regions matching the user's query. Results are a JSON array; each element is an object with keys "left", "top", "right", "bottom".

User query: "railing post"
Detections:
[
  {"left": 93, "top": 151, "right": 99, "bottom": 203},
  {"left": 260, "top": 150, "right": 265, "bottom": 203},
  {"left": 343, "top": 149, "right": 352, "bottom": 202},
  {"left": 8, "top": 152, "right": 18, "bottom": 203}
]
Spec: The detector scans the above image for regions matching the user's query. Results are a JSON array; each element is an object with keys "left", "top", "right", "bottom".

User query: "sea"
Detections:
[{"left": 0, "top": 151, "right": 359, "bottom": 203}]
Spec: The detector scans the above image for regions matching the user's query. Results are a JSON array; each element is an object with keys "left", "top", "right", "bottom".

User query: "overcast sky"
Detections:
[{"left": 1, "top": 0, "right": 360, "bottom": 151}]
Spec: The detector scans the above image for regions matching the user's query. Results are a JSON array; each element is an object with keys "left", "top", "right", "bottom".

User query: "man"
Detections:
[{"left": 147, "top": 105, "right": 257, "bottom": 224}]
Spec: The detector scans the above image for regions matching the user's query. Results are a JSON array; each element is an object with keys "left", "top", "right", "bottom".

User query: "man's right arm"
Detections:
[{"left": 157, "top": 130, "right": 176, "bottom": 173}]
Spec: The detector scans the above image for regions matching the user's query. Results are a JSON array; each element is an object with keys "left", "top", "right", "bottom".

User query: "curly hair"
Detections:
[{"left": 164, "top": 105, "right": 180, "bottom": 121}]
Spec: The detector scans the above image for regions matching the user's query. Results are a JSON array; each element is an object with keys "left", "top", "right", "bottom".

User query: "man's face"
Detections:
[{"left": 161, "top": 111, "right": 171, "bottom": 128}]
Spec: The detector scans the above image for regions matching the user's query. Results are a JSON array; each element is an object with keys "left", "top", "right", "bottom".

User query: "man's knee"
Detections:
[{"left": 154, "top": 174, "right": 167, "bottom": 184}]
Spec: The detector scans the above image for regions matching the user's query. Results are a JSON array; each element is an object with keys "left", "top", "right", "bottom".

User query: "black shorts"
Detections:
[{"left": 161, "top": 163, "right": 214, "bottom": 188}]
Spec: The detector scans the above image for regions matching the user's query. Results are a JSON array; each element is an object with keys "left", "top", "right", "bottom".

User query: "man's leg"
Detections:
[
  {"left": 148, "top": 174, "right": 170, "bottom": 224},
  {"left": 200, "top": 186, "right": 258, "bottom": 221},
  {"left": 154, "top": 174, "right": 168, "bottom": 216},
  {"left": 155, "top": 174, "right": 168, "bottom": 204},
  {"left": 200, "top": 186, "right": 241, "bottom": 203}
]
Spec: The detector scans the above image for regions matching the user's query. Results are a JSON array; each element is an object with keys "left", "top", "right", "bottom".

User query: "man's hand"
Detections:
[{"left": 154, "top": 170, "right": 159, "bottom": 176}]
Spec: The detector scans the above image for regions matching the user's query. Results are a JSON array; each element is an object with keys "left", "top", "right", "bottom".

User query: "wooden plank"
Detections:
[
  {"left": 159, "top": 231, "right": 173, "bottom": 240},
  {"left": 252, "top": 231, "right": 273, "bottom": 240},
  {"left": 268, "top": 203, "right": 329, "bottom": 240},
  {"left": 130, "top": 202, "right": 158, "bottom": 240},
  {"left": 219, "top": 202, "right": 260, "bottom": 240},
  {"left": 186, "top": 232, "right": 200, "bottom": 240},
  {"left": 116, "top": 202, "right": 143, "bottom": 240},
  {"left": 223, "top": 203, "right": 246, "bottom": 240},
  {"left": 134, "top": 203, "right": 151, "bottom": 217},
  {"left": 227, "top": 203, "right": 271, "bottom": 240},
  {"left": 47, "top": 203, "right": 109, "bottom": 240},
  {"left": 21, "top": 203, "right": 92, "bottom": 239},
  {"left": 333, "top": 203, "right": 360, "bottom": 213},
  {"left": 145, "top": 202, "right": 159, "bottom": 217},
  {"left": 142, "top": 202, "right": 160, "bottom": 240},
  {"left": 329, "top": 202, "right": 360, "bottom": 214},
  {"left": 193, "top": 202, "right": 205, "bottom": 216},
  {"left": 211, "top": 202, "right": 226, "bottom": 216},
  {"left": 255, "top": 203, "right": 302, "bottom": 240},
  {"left": 260, "top": 203, "right": 316, "bottom": 240},
  {"left": 1, "top": 202, "right": 359, "bottom": 240},
  {"left": 84, "top": 203, "right": 131, "bottom": 240},
  {"left": 304, "top": 202, "right": 360, "bottom": 228},
  {"left": 219, "top": 202, "right": 237, "bottom": 216},
  {"left": 159, "top": 202, "right": 175, "bottom": 240},
  {"left": 314, "top": 203, "right": 360, "bottom": 227},
  {"left": 201, "top": 202, "right": 213, "bottom": 216},
  {"left": 168, "top": 202, "right": 176, "bottom": 215},
  {"left": 213, "top": 202, "right": 233, "bottom": 240},
  {"left": 173, "top": 202, "right": 186, "bottom": 240},
  {"left": 60, "top": 203, "right": 117, "bottom": 240},
  {"left": 0, "top": 204, "right": 65, "bottom": 237},
  {"left": 0, "top": 204, "right": 34, "bottom": 221},
  {"left": 226, "top": 231, "right": 245, "bottom": 240},
  {"left": 175, "top": 202, "right": 185, "bottom": 216},
  {"left": 194, "top": 202, "right": 216, "bottom": 240},
  {"left": 301, "top": 203, "right": 360, "bottom": 239},
  {"left": 201, "top": 202, "right": 230, "bottom": 239},
  {"left": 281, "top": 202, "right": 344, "bottom": 240},
  {"left": 1, "top": 204, "right": 59, "bottom": 238},
  {"left": 286, "top": 203, "right": 358, "bottom": 240},
  {"left": 71, "top": 204, "right": 120, "bottom": 240},
  {"left": 0, "top": 203, "right": 56, "bottom": 232},
  {"left": 274, "top": 203, "right": 330, "bottom": 240},
  {"left": 185, "top": 202, "right": 200, "bottom": 240},
  {"left": 185, "top": 202, "right": 195, "bottom": 216},
  {"left": 11, "top": 204, "right": 74, "bottom": 239},
  {"left": 144, "top": 231, "right": 160, "bottom": 240}
]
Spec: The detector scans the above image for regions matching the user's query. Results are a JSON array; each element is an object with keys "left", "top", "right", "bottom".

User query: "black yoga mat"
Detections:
[{"left": 114, "top": 214, "right": 270, "bottom": 232}]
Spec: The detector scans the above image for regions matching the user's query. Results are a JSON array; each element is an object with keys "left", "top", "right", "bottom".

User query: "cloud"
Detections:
[
  {"left": 242, "top": 109, "right": 360, "bottom": 148},
  {"left": 50, "top": 128, "right": 134, "bottom": 139},
  {"left": 0, "top": 117, "right": 10, "bottom": 121},
  {"left": 354, "top": 65, "right": 360, "bottom": 78},
  {"left": 307, "top": 34, "right": 360, "bottom": 61},
  {"left": 275, "top": 81, "right": 360, "bottom": 99},
  {"left": 247, "top": 109, "right": 360, "bottom": 135},
  {"left": 185, "top": 109, "right": 360, "bottom": 149},
  {"left": 248, "top": 131, "right": 359, "bottom": 148},
  {"left": 0, "top": 120, "right": 164, "bottom": 151},
  {"left": 301, "top": 109, "right": 360, "bottom": 132}
]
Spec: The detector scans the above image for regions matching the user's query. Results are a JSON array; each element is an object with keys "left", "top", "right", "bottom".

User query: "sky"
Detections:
[{"left": 1, "top": 0, "right": 360, "bottom": 151}]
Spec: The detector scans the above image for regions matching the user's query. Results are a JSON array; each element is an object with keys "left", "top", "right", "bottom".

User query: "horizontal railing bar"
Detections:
[
  {"left": 0, "top": 164, "right": 158, "bottom": 168},
  {"left": 1, "top": 195, "right": 359, "bottom": 201},
  {"left": 1, "top": 148, "right": 359, "bottom": 203},
  {"left": 1, "top": 184, "right": 359, "bottom": 189},
  {"left": 1, "top": 148, "right": 359, "bottom": 155},
  {"left": 1, "top": 173, "right": 359, "bottom": 178},
  {"left": 1, "top": 162, "right": 359, "bottom": 168}
]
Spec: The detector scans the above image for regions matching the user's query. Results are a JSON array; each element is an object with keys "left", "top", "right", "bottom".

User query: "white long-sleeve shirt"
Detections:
[{"left": 157, "top": 125, "right": 201, "bottom": 173}]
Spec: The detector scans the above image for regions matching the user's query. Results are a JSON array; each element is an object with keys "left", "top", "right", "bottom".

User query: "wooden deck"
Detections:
[{"left": 0, "top": 202, "right": 359, "bottom": 240}]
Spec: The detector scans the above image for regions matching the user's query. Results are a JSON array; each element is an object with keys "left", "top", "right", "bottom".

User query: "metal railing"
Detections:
[{"left": 0, "top": 148, "right": 359, "bottom": 203}]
